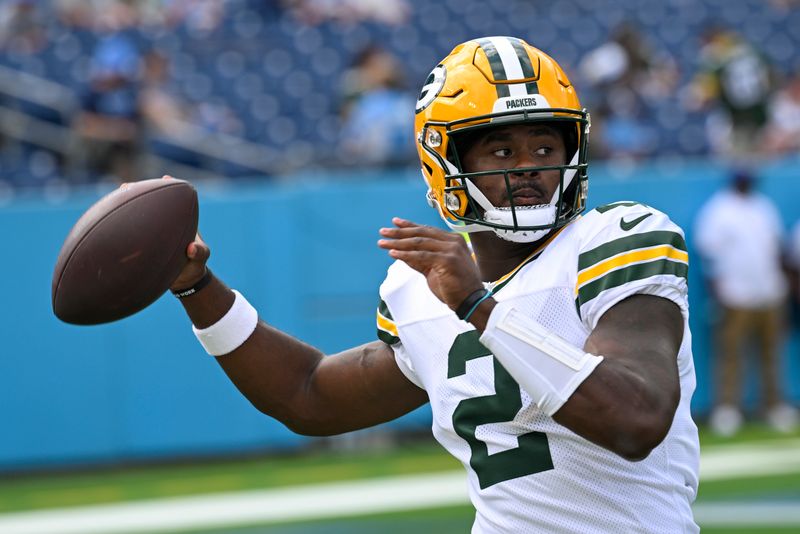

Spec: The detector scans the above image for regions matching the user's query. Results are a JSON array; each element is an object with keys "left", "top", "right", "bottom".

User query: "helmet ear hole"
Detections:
[{"left": 445, "top": 192, "right": 461, "bottom": 211}]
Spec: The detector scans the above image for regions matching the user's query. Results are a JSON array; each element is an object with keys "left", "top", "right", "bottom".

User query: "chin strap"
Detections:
[{"left": 461, "top": 151, "right": 580, "bottom": 243}]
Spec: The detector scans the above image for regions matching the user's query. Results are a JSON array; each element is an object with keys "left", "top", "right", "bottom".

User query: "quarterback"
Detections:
[{"left": 171, "top": 36, "right": 700, "bottom": 533}]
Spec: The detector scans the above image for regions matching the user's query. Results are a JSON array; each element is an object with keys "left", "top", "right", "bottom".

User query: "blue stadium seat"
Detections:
[{"left": 3, "top": 0, "right": 799, "bottom": 179}]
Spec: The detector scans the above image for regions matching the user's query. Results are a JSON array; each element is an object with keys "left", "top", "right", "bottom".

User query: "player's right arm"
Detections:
[{"left": 172, "top": 236, "right": 429, "bottom": 436}]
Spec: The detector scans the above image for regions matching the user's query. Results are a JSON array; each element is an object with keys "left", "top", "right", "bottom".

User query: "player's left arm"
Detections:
[{"left": 553, "top": 294, "right": 682, "bottom": 461}]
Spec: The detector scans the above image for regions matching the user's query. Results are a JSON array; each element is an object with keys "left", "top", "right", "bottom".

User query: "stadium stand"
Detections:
[{"left": 0, "top": 0, "right": 798, "bottom": 189}]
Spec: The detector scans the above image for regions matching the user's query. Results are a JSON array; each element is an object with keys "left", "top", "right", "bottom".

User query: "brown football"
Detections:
[{"left": 52, "top": 178, "right": 199, "bottom": 325}]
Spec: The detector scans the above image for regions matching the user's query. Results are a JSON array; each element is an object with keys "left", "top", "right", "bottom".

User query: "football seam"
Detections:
[{"left": 53, "top": 182, "right": 188, "bottom": 311}]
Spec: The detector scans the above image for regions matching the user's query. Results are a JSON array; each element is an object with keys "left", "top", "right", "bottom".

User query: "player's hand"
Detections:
[
  {"left": 378, "top": 218, "right": 484, "bottom": 311},
  {"left": 170, "top": 233, "right": 211, "bottom": 291}
]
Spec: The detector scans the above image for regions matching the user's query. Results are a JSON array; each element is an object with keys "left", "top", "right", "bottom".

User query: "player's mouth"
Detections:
[{"left": 505, "top": 183, "right": 547, "bottom": 207}]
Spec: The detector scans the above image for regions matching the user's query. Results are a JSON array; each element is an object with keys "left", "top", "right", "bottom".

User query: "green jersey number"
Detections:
[{"left": 448, "top": 330, "right": 554, "bottom": 489}]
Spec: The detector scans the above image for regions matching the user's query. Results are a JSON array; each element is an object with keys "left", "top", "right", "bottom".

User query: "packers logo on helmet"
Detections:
[
  {"left": 416, "top": 65, "right": 446, "bottom": 113},
  {"left": 415, "top": 36, "right": 590, "bottom": 243}
]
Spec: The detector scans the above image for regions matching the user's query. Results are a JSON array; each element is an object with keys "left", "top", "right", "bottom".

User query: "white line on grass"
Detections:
[
  {"left": 700, "top": 438, "right": 800, "bottom": 480},
  {"left": 693, "top": 502, "right": 800, "bottom": 527},
  {"left": 1, "top": 438, "right": 799, "bottom": 534},
  {"left": 0, "top": 472, "right": 468, "bottom": 534}
]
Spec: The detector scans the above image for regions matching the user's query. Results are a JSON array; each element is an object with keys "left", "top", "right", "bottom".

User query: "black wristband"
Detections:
[
  {"left": 455, "top": 288, "right": 490, "bottom": 320},
  {"left": 171, "top": 269, "right": 212, "bottom": 299}
]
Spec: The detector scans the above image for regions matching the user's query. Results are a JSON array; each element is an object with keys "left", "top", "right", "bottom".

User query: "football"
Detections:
[{"left": 52, "top": 178, "right": 199, "bottom": 325}]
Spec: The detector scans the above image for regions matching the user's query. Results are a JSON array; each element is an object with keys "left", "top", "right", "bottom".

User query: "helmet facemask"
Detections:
[{"left": 421, "top": 109, "right": 590, "bottom": 243}]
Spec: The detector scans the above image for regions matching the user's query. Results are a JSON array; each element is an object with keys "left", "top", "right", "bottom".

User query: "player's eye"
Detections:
[
  {"left": 492, "top": 148, "right": 512, "bottom": 158},
  {"left": 535, "top": 146, "right": 552, "bottom": 156}
]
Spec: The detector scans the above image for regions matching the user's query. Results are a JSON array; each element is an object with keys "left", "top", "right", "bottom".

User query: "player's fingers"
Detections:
[
  {"left": 391, "top": 217, "right": 419, "bottom": 228},
  {"left": 378, "top": 235, "right": 452, "bottom": 252},
  {"left": 386, "top": 248, "right": 436, "bottom": 266},
  {"left": 187, "top": 240, "right": 211, "bottom": 262},
  {"left": 380, "top": 223, "right": 460, "bottom": 242}
]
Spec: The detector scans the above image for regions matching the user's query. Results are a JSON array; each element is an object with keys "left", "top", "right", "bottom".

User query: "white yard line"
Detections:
[
  {"left": 701, "top": 437, "right": 800, "bottom": 480},
  {"left": 693, "top": 502, "right": 800, "bottom": 527},
  {"left": 1, "top": 438, "right": 799, "bottom": 534},
  {"left": 0, "top": 472, "right": 468, "bottom": 534}
]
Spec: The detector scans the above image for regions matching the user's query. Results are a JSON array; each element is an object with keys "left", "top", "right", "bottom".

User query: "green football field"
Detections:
[{"left": 1, "top": 424, "right": 798, "bottom": 533}]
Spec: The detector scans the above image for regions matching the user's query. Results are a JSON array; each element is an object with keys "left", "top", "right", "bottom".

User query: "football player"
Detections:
[{"left": 171, "top": 36, "right": 699, "bottom": 533}]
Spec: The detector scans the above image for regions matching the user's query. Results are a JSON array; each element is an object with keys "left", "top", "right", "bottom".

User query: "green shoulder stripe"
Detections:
[
  {"left": 378, "top": 299, "right": 393, "bottom": 320},
  {"left": 593, "top": 201, "right": 643, "bottom": 214},
  {"left": 377, "top": 329, "right": 400, "bottom": 345},
  {"left": 377, "top": 298, "right": 400, "bottom": 345},
  {"left": 578, "top": 230, "right": 687, "bottom": 271},
  {"left": 578, "top": 258, "right": 688, "bottom": 307}
]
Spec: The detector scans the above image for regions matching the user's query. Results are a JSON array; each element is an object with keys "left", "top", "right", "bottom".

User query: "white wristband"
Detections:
[
  {"left": 192, "top": 290, "right": 258, "bottom": 356},
  {"left": 479, "top": 302, "right": 603, "bottom": 416}
]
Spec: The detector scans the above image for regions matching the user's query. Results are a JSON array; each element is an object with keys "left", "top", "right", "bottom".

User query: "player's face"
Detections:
[{"left": 460, "top": 123, "right": 566, "bottom": 208}]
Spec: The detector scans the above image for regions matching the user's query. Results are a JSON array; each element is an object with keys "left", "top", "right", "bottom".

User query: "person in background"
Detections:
[
  {"left": 337, "top": 45, "right": 415, "bottom": 167},
  {"left": 578, "top": 22, "right": 677, "bottom": 160},
  {"left": 73, "top": 31, "right": 143, "bottom": 183},
  {"left": 686, "top": 27, "right": 776, "bottom": 158},
  {"left": 763, "top": 72, "right": 800, "bottom": 156},
  {"left": 694, "top": 170, "right": 798, "bottom": 435}
]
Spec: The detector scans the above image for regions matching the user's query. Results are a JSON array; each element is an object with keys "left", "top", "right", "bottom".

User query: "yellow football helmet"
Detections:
[{"left": 415, "top": 36, "right": 590, "bottom": 242}]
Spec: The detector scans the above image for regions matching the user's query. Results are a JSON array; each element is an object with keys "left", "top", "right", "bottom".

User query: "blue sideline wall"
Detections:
[{"left": 1, "top": 159, "right": 799, "bottom": 472}]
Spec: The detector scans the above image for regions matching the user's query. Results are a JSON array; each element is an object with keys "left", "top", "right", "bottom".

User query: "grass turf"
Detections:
[{"left": 0, "top": 424, "right": 797, "bottom": 524}]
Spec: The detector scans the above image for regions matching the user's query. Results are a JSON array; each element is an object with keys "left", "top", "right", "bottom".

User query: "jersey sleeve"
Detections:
[
  {"left": 376, "top": 297, "right": 400, "bottom": 345},
  {"left": 375, "top": 297, "right": 424, "bottom": 389},
  {"left": 576, "top": 202, "right": 689, "bottom": 330}
]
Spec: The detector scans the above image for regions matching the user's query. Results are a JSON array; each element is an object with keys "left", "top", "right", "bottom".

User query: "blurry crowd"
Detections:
[
  {"left": 579, "top": 23, "right": 800, "bottom": 162},
  {"left": 0, "top": 0, "right": 799, "bottom": 188}
]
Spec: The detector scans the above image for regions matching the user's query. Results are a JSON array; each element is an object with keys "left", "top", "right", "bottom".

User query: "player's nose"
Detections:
[{"left": 510, "top": 156, "right": 538, "bottom": 177}]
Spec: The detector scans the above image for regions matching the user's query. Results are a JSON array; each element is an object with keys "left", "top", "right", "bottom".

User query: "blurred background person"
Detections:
[
  {"left": 694, "top": 170, "right": 797, "bottom": 436},
  {"left": 686, "top": 26, "right": 777, "bottom": 159},
  {"left": 578, "top": 22, "right": 678, "bottom": 161},
  {"left": 0, "top": 0, "right": 46, "bottom": 54},
  {"left": 762, "top": 72, "right": 800, "bottom": 156},
  {"left": 337, "top": 45, "right": 415, "bottom": 167},
  {"left": 72, "top": 27, "right": 143, "bottom": 184}
]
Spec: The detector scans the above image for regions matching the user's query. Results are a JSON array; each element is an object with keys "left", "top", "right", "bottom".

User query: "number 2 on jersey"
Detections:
[{"left": 448, "top": 331, "right": 554, "bottom": 489}]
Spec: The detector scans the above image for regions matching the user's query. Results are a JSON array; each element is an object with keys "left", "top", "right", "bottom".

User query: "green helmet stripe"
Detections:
[
  {"left": 508, "top": 38, "right": 539, "bottom": 95},
  {"left": 476, "top": 38, "right": 511, "bottom": 98}
]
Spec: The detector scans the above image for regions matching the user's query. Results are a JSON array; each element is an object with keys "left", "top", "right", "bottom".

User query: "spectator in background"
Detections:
[
  {"left": 763, "top": 72, "right": 800, "bottom": 156},
  {"left": 686, "top": 27, "right": 776, "bottom": 158},
  {"left": 578, "top": 23, "right": 677, "bottom": 160},
  {"left": 140, "top": 50, "right": 187, "bottom": 137},
  {"left": 0, "top": 0, "right": 46, "bottom": 54},
  {"left": 337, "top": 45, "right": 415, "bottom": 167},
  {"left": 579, "top": 22, "right": 678, "bottom": 102},
  {"left": 73, "top": 31, "right": 143, "bottom": 183},
  {"left": 694, "top": 170, "right": 798, "bottom": 436},
  {"left": 589, "top": 96, "right": 658, "bottom": 161},
  {"left": 139, "top": 49, "right": 208, "bottom": 169}
]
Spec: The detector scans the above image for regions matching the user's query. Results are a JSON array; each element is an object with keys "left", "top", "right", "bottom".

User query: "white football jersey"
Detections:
[{"left": 377, "top": 202, "right": 700, "bottom": 533}]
